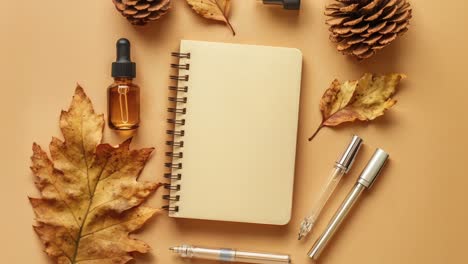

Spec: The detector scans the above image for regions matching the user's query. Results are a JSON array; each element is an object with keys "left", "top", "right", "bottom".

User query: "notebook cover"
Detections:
[{"left": 168, "top": 40, "right": 302, "bottom": 225}]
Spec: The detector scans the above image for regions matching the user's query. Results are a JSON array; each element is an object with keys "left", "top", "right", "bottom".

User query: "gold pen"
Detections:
[{"left": 170, "top": 244, "right": 291, "bottom": 264}]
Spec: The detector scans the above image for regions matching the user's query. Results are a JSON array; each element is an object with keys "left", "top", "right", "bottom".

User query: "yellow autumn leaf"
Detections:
[
  {"left": 30, "top": 86, "right": 160, "bottom": 264},
  {"left": 309, "top": 73, "right": 406, "bottom": 141},
  {"left": 186, "top": 0, "right": 236, "bottom": 35}
]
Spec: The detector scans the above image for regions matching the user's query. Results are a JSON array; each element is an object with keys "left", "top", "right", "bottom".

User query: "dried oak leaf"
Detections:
[
  {"left": 186, "top": 0, "right": 236, "bottom": 35},
  {"left": 309, "top": 73, "right": 406, "bottom": 141},
  {"left": 30, "top": 86, "right": 160, "bottom": 264}
]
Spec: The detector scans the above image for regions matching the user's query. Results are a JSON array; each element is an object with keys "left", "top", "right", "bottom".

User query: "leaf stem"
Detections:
[
  {"left": 308, "top": 124, "right": 324, "bottom": 141},
  {"left": 212, "top": 0, "right": 236, "bottom": 36},
  {"left": 71, "top": 152, "right": 111, "bottom": 263},
  {"left": 225, "top": 19, "right": 236, "bottom": 36}
]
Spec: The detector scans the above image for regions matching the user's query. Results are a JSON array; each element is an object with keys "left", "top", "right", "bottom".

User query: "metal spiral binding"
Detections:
[
  {"left": 170, "top": 75, "right": 189, "bottom": 81},
  {"left": 162, "top": 205, "right": 179, "bottom": 212},
  {"left": 165, "top": 162, "right": 182, "bottom": 169},
  {"left": 164, "top": 52, "right": 191, "bottom": 213},
  {"left": 164, "top": 173, "right": 182, "bottom": 180},
  {"left": 168, "top": 96, "right": 188, "bottom": 103},
  {"left": 164, "top": 183, "right": 181, "bottom": 191},
  {"left": 166, "top": 141, "right": 184, "bottom": 147},
  {"left": 167, "top": 107, "right": 186, "bottom": 114},
  {"left": 166, "top": 152, "right": 183, "bottom": 158},
  {"left": 167, "top": 118, "right": 185, "bottom": 125},
  {"left": 162, "top": 195, "right": 180, "bottom": 201},
  {"left": 169, "top": 86, "right": 188, "bottom": 92},
  {"left": 166, "top": 130, "right": 185, "bottom": 136},
  {"left": 171, "top": 52, "right": 191, "bottom": 59},
  {"left": 171, "top": 63, "right": 190, "bottom": 70}
]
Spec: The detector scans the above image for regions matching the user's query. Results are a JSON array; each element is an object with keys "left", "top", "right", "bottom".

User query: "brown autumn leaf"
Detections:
[
  {"left": 30, "top": 86, "right": 160, "bottom": 264},
  {"left": 309, "top": 73, "right": 406, "bottom": 141},
  {"left": 186, "top": 0, "right": 236, "bottom": 35}
]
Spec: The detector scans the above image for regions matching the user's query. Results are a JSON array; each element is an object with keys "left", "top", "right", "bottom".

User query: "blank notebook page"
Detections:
[{"left": 168, "top": 40, "right": 302, "bottom": 225}]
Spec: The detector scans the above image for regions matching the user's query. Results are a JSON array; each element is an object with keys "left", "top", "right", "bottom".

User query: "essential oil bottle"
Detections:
[{"left": 108, "top": 38, "right": 140, "bottom": 130}]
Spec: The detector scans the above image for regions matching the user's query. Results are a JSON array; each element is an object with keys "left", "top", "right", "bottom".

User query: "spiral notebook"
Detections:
[{"left": 163, "top": 40, "right": 302, "bottom": 225}]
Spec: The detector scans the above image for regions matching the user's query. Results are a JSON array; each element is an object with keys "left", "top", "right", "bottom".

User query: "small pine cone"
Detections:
[
  {"left": 113, "top": 0, "right": 171, "bottom": 26},
  {"left": 325, "top": 0, "right": 412, "bottom": 59}
]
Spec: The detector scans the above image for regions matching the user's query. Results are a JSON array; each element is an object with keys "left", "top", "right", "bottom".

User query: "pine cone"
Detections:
[
  {"left": 113, "top": 0, "right": 171, "bottom": 26},
  {"left": 325, "top": 0, "right": 412, "bottom": 59}
]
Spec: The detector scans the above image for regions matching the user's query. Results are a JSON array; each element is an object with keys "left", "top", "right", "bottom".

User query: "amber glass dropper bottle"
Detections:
[{"left": 108, "top": 38, "right": 140, "bottom": 130}]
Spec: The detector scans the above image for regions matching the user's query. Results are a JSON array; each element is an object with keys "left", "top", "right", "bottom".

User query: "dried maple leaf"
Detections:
[
  {"left": 186, "top": 0, "right": 236, "bottom": 35},
  {"left": 30, "top": 86, "right": 160, "bottom": 264},
  {"left": 309, "top": 73, "right": 406, "bottom": 141}
]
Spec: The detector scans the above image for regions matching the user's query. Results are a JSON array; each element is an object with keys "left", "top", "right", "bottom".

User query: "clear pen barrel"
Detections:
[
  {"left": 298, "top": 166, "right": 346, "bottom": 239},
  {"left": 309, "top": 166, "right": 347, "bottom": 223}
]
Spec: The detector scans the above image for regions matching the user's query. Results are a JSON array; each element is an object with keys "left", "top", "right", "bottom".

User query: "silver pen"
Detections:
[
  {"left": 298, "top": 135, "right": 363, "bottom": 240},
  {"left": 170, "top": 244, "right": 291, "bottom": 264},
  {"left": 307, "top": 148, "right": 389, "bottom": 260}
]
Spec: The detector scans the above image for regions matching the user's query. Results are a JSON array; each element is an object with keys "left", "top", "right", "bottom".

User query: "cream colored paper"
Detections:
[{"left": 168, "top": 40, "right": 302, "bottom": 225}]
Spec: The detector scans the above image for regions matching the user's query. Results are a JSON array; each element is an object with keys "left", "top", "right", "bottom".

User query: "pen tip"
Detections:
[
  {"left": 169, "top": 247, "right": 174, "bottom": 251},
  {"left": 298, "top": 234, "right": 302, "bottom": 240}
]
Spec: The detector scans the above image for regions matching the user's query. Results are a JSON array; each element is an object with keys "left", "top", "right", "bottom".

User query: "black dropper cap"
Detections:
[
  {"left": 112, "top": 38, "right": 136, "bottom": 78},
  {"left": 263, "top": 0, "right": 301, "bottom": 10}
]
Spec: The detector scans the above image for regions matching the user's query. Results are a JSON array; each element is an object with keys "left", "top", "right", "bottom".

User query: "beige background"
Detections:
[{"left": 1, "top": 0, "right": 467, "bottom": 263}]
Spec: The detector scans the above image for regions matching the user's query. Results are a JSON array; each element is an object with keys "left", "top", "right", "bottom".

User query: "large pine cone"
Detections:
[
  {"left": 113, "top": 0, "right": 171, "bottom": 26},
  {"left": 325, "top": 0, "right": 412, "bottom": 59}
]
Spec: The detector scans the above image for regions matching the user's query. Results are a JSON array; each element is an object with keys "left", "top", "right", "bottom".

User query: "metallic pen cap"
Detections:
[
  {"left": 357, "top": 148, "right": 389, "bottom": 189},
  {"left": 336, "top": 135, "right": 363, "bottom": 173}
]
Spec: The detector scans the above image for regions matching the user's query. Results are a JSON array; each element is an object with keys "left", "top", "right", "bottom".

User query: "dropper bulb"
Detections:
[
  {"left": 111, "top": 38, "right": 136, "bottom": 78},
  {"left": 116, "top": 38, "right": 131, "bottom": 62}
]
